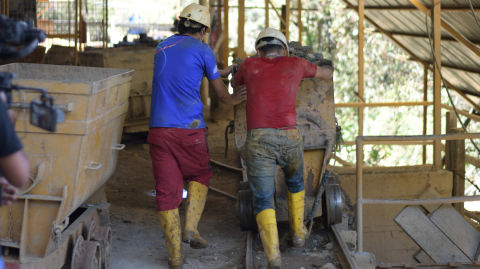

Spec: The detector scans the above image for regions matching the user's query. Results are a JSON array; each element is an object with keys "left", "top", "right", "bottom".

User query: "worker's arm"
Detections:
[
  {"left": 314, "top": 65, "right": 334, "bottom": 80},
  {"left": 209, "top": 77, "right": 247, "bottom": 105},
  {"left": 219, "top": 65, "right": 236, "bottom": 78},
  {"left": 0, "top": 152, "right": 29, "bottom": 188}
]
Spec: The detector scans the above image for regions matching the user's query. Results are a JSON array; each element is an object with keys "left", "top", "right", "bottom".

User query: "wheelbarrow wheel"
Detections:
[
  {"left": 239, "top": 181, "right": 250, "bottom": 191},
  {"left": 91, "top": 226, "right": 113, "bottom": 269},
  {"left": 71, "top": 236, "right": 101, "bottom": 269},
  {"left": 322, "top": 184, "right": 343, "bottom": 227},
  {"left": 237, "top": 189, "right": 258, "bottom": 231}
]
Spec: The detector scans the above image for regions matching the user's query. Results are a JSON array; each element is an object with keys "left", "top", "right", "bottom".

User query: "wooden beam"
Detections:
[
  {"left": 433, "top": 0, "right": 442, "bottom": 169},
  {"left": 358, "top": 0, "right": 364, "bottom": 137},
  {"left": 423, "top": 64, "right": 428, "bottom": 165},
  {"left": 238, "top": 0, "right": 246, "bottom": 59},
  {"left": 223, "top": 0, "right": 229, "bottom": 66},
  {"left": 298, "top": 0, "right": 302, "bottom": 45},
  {"left": 342, "top": 0, "right": 480, "bottom": 114},
  {"left": 441, "top": 104, "right": 480, "bottom": 122},
  {"left": 408, "top": 0, "right": 480, "bottom": 59},
  {"left": 285, "top": 0, "right": 290, "bottom": 41},
  {"left": 217, "top": 0, "right": 223, "bottom": 66},
  {"left": 265, "top": 0, "right": 269, "bottom": 28},
  {"left": 335, "top": 101, "right": 432, "bottom": 108},
  {"left": 348, "top": 6, "right": 478, "bottom": 12},
  {"left": 451, "top": 128, "right": 466, "bottom": 214},
  {"left": 268, "top": 0, "right": 287, "bottom": 28},
  {"left": 386, "top": 31, "right": 480, "bottom": 45},
  {"left": 344, "top": 141, "right": 433, "bottom": 146}
]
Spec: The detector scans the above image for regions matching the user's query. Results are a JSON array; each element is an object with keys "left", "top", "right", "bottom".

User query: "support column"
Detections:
[
  {"left": 433, "top": 0, "right": 442, "bottom": 169},
  {"left": 223, "top": 0, "right": 229, "bottom": 66},
  {"left": 358, "top": 0, "right": 364, "bottom": 137},
  {"left": 217, "top": 0, "right": 223, "bottom": 67},
  {"left": 423, "top": 64, "right": 428, "bottom": 164},
  {"left": 265, "top": 0, "right": 269, "bottom": 28},
  {"left": 200, "top": 0, "right": 209, "bottom": 109},
  {"left": 285, "top": 0, "right": 290, "bottom": 41},
  {"left": 298, "top": 0, "right": 302, "bottom": 45},
  {"left": 238, "top": 0, "right": 246, "bottom": 59}
]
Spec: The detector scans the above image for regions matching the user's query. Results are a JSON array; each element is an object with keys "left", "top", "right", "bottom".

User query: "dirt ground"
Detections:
[{"left": 105, "top": 119, "right": 339, "bottom": 269}]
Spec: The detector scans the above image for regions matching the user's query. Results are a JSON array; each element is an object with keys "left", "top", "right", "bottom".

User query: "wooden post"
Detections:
[
  {"left": 298, "top": 0, "right": 302, "bottom": 45},
  {"left": 423, "top": 64, "right": 428, "bottom": 164},
  {"left": 74, "top": 0, "right": 78, "bottom": 65},
  {"left": 200, "top": 0, "right": 209, "bottom": 108},
  {"left": 285, "top": 0, "right": 290, "bottom": 41},
  {"left": 281, "top": 5, "right": 286, "bottom": 32},
  {"left": 217, "top": 0, "right": 223, "bottom": 67},
  {"left": 223, "top": 0, "right": 229, "bottom": 66},
  {"left": 265, "top": 0, "right": 269, "bottom": 28},
  {"left": 445, "top": 112, "right": 456, "bottom": 168},
  {"left": 358, "top": 0, "right": 364, "bottom": 137},
  {"left": 451, "top": 128, "right": 465, "bottom": 215},
  {"left": 433, "top": 0, "right": 442, "bottom": 169},
  {"left": 238, "top": 0, "right": 246, "bottom": 59}
]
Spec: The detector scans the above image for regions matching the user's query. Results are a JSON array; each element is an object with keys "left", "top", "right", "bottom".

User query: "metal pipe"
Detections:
[
  {"left": 359, "top": 133, "right": 480, "bottom": 143},
  {"left": 361, "top": 195, "right": 480, "bottom": 205},
  {"left": 356, "top": 138, "right": 363, "bottom": 252},
  {"left": 210, "top": 159, "right": 243, "bottom": 171},
  {"left": 209, "top": 186, "right": 236, "bottom": 199},
  {"left": 335, "top": 101, "right": 433, "bottom": 108}
]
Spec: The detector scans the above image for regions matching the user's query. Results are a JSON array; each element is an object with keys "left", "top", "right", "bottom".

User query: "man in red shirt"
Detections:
[{"left": 233, "top": 28, "right": 333, "bottom": 269}]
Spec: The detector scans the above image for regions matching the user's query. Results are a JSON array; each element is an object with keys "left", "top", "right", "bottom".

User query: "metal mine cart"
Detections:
[
  {"left": 235, "top": 73, "right": 343, "bottom": 230},
  {"left": 0, "top": 63, "right": 134, "bottom": 269},
  {"left": 79, "top": 47, "right": 155, "bottom": 133}
]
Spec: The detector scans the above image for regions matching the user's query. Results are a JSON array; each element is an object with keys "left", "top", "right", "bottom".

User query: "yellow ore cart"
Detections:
[
  {"left": 235, "top": 68, "right": 343, "bottom": 230},
  {"left": 79, "top": 47, "right": 155, "bottom": 133},
  {"left": 0, "top": 63, "right": 134, "bottom": 269}
]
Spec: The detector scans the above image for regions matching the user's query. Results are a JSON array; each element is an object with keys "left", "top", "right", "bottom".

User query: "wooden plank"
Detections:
[
  {"left": 451, "top": 128, "right": 466, "bottom": 214},
  {"left": 394, "top": 206, "right": 471, "bottom": 263},
  {"left": 423, "top": 65, "right": 428, "bottom": 165},
  {"left": 444, "top": 111, "right": 457, "bottom": 169},
  {"left": 358, "top": 0, "right": 364, "bottom": 137},
  {"left": 418, "top": 186, "right": 442, "bottom": 214},
  {"left": 265, "top": 0, "right": 269, "bottom": 28},
  {"left": 297, "top": 0, "right": 302, "bottom": 45},
  {"left": 414, "top": 249, "right": 434, "bottom": 264},
  {"left": 238, "top": 0, "right": 246, "bottom": 59},
  {"left": 433, "top": 0, "right": 442, "bottom": 169},
  {"left": 430, "top": 204, "right": 480, "bottom": 260}
]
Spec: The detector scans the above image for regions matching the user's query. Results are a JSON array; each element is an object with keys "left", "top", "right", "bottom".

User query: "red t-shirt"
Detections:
[{"left": 234, "top": 57, "right": 317, "bottom": 130}]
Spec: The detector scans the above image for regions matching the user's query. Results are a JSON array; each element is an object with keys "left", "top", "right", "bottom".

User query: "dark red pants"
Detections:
[{"left": 148, "top": 127, "right": 212, "bottom": 211}]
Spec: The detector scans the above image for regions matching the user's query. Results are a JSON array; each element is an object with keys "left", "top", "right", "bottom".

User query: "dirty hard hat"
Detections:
[
  {"left": 255, "top": 28, "right": 289, "bottom": 52},
  {"left": 179, "top": 3, "right": 211, "bottom": 32}
]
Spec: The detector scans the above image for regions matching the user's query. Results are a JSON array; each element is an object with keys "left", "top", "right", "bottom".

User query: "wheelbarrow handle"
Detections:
[{"left": 85, "top": 162, "right": 102, "bottom": 170}]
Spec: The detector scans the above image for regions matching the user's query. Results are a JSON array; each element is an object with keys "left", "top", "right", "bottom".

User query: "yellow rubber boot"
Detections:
[
  {"left": 182, "top": 181, "right": 208, "bottom": 249},
  {"left": 288, "top": 190, "right": 308, "bottom": 248},
  {"left": 158, "top": 209, "right": 184, "bottom": 269},
  {"left": 256, "top": 209, "right": 282, "bottom": 269}
]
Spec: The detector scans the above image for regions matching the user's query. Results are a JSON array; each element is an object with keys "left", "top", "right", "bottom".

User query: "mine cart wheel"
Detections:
[
  {"left": 71, "top": 236, "right": 101, "bottom": 269},
  {"left": 323, "top": 184, "right": 343, "bottom": 227},
  {"left": 237, "top": 189, "right": 257, "bottom": 231},
  {"left": 92, "top": 226, "right": 113, "bottom": 269},
  {"left": 239, "top": 181, "right": 250, "bottom": 191}
]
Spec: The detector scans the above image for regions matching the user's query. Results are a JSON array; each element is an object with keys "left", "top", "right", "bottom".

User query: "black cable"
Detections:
[{"left": 468, "top": 0, "right": 480, "bottom": 32}]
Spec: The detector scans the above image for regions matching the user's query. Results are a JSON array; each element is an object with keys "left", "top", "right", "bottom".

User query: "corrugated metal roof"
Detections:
[{"left": 345, "top": 0, "right": 480, "bottom": 97}]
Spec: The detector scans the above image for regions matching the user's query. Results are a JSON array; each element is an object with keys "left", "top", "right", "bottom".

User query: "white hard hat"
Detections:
[
  {"left": 255, "top": 28, "right": 289, "bottom": 54},
  {"left": 179, "top": 3, "right": 211, "bottom": 32}
]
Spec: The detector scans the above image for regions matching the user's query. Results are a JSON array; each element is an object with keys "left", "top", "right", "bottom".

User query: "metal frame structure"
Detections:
[{"left": 355, "top": 133, "right": 480, "bottom": 252}]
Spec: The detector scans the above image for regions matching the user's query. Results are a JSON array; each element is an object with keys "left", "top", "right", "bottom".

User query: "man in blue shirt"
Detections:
[{"left": 147, "top": 3, "right": 246, "bottom": 269}]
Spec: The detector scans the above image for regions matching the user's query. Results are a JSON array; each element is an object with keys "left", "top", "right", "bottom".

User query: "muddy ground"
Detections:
[{"left": 105, "top": 119, "right": 340, "bottom": 269}]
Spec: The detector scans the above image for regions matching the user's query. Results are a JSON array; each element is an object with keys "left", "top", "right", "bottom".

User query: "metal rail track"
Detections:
[{"left": 244, "top": 224, "right": 356, "bottom": 269}]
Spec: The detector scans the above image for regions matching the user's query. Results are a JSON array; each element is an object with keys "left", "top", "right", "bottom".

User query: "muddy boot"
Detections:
[
  {"left": 182, "top": 181, "right": 208, "bottom": 249},
  {"left": 256, "top": 209, "right": 282, "bottom": 269},
  {"left": 158, "top": 209, "right": 184, "bottom": 269},
  {"left": 288, "top": 190, "right": 309, "bottom": 248}
]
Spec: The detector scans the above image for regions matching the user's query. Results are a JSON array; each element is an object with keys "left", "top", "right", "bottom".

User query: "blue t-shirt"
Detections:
[{"left": 149, "top": 35, "right": 220, "bottom": 129}]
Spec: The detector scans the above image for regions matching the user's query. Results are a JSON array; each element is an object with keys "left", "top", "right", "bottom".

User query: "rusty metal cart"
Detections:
[
  {"left": 235, "top": 73, "right": 343, "bottom": 230},
  {"left": 0, "top": 63, "right": 134, "bottom": 269}
]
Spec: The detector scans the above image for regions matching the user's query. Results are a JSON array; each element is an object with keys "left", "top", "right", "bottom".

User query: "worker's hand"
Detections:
[
  {"left": 0, "top": 177, "right": 19, "bottom": 206},
  {"left": 220, "top": 64, "right": 236, "bottom": 78},
  {"left": 231, "top": 86, "right": 247, "bottom": 105}
]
